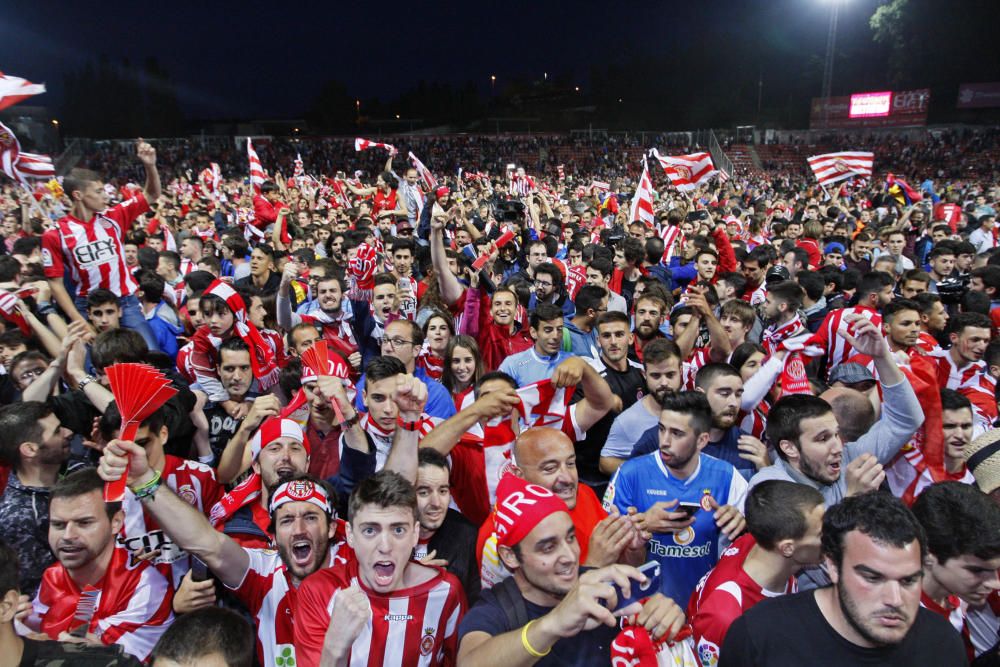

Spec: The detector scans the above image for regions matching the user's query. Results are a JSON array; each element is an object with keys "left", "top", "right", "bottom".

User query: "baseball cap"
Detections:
[
  {"left": 765, "top": 265, "right": 791, "bottom": 285},
  {"left": 824, "top": 242, "right": 846, "bottom": 255},
  {"left": 828, "top": 363, "right": 876, "bottom": 387},
  {"left": 493, "top": 474, "right": 569, "bottom": 548},
  {"left": 965, "top": 429, "right": 1000, "bottom": 495},
  {"left": 249, "top": 418, "right": 306, "bottom": 461}
]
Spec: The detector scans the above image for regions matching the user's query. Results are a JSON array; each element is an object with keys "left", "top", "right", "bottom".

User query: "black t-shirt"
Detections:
[
  {"left": 458, "top": 578, "right": 618, "bottom": 666},
  {"left": 720, "top": 589, "right": 968, "bottom": 667},
  {"left": 205, "top": 403, "right": 243, "bottom": 466},
  {"left": 571, "top": 356, "right": 645, "bottom": 485},
  {"left": 18, "top": 636, "right": 142, "bottom": 666}
]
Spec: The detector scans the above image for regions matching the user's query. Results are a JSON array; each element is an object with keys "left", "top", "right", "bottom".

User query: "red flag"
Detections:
[{"left": 0, "top": 72, "right": 46, "bottom": 112}]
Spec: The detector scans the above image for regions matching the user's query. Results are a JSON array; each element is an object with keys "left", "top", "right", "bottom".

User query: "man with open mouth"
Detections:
[
  {"left": 97, "top": 434, "right": 350, "bottom": 667},
  {"left": 294, "top": 470, "right": 467, "bottom": 667}
]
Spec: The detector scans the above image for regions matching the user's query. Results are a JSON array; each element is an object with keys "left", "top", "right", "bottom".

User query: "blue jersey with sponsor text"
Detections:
[{"left": 603, "top": 452, "right": 748, "bottom": 607}]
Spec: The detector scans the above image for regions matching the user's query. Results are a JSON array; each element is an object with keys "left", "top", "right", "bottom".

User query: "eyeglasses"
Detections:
[
  {"left": 383, "top": 338, "right": 414, "bottom": 349},
  {"left": 534, "top": 280, "right": 553, "bottom": 288}
]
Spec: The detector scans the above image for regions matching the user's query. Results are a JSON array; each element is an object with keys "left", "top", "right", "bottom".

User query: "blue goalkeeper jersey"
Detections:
[{"left": 603, "top": 451, "right": 748, "bottom": 606}]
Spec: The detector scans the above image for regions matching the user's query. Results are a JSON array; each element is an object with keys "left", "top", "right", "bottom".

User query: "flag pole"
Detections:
[{"left": 19, "top": 182, "right": 49, "bottom": 221}]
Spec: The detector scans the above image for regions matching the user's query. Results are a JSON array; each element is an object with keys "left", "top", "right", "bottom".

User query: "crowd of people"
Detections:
[{"left": 0, "top": 128, "right": 997, "bottom": 666}]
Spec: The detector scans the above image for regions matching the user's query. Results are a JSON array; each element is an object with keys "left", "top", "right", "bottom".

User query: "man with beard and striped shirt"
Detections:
[
  {"left": 97, "top": 438, "right": 351, "bottom": 667},
  {"left": 294, "top": 470, "right": 467, "bottom": 667},
  {"left": 41, "top": 140, "right": 161, "bottom": 351}
]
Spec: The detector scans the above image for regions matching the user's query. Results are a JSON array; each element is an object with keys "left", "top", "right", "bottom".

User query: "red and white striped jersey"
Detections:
[
  {"left": 117, "top": 455, "right": 224, "bottom": 587},
  {"left": 808, "top": 306, "right": 883, "bottom": 378},
  {"left": 293, "top": 559, "right": 466, "bottom": 667},
  {"left": 31, "top": 545, "right": 174, "bottom": 661},
  {"left": 885, "top": 447, "right": 976, "bottom": 504},
  {"left": 929, "top": 350, "right": 987, "bottom": 390},
  {"left": 41, "top": 193, "right": 148, "bottom": 298},
  {"left": 229, "top": 543, "right": 351, "bottom": 667}
]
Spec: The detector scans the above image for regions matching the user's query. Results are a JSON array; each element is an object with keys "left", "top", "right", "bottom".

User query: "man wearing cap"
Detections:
[
  {"left": 458, "top": 474, "right": 686, "bottom": 666},
  {"left": 98, "top": 437, "right": 352, "bottom": 667},
  {"left": 823, "top": 242, "right": 846, "bottom": 270},
  {"left": 294, "top": 470, "right": 467, "bottom": 667}
]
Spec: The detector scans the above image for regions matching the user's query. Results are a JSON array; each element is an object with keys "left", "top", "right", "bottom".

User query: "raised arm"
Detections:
[
  {"left": 136, "top": 139, "right": 161, "bottom": 203},
  {"left": 98, "top": 439, "right": 249, "bottom": 589},
  {"left": 383, "top": 375, "right": 429, "bottom": 483},
  {"left": 430, "top": 213, "right": 465, "bottom": 305},
  {"left": 419, "top": 389, "right": 521, "bottom": 455},
  {"left": 554, "top": 357, "right": 614, "bottom": 433}
]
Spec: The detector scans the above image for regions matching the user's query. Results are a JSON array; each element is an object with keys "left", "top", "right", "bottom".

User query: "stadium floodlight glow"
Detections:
[{"left": 849, "top": 91, "right": 893, "bottom": 118}]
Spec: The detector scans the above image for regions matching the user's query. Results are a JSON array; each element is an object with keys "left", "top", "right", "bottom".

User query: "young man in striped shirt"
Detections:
[{"left": 41, "top": 140, "right": 161, "bottom": 351}]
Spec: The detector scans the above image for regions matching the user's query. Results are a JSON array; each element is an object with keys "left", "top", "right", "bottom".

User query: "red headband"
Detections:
[
  {"left": 269, "top": 479, "right": 331, "bottom": 516},
  {"left": 494, "top": 474, "right": 569, "bottom": 548}
]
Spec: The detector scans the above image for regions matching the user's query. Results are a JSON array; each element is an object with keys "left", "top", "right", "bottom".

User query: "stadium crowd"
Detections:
[{"left": 0, "top": 128, "right": 997, "bottom": 666}]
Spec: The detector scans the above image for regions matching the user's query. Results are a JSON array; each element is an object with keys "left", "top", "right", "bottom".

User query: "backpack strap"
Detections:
[{"left": 492, "top": 576, "right": 531, "bottom": 630}]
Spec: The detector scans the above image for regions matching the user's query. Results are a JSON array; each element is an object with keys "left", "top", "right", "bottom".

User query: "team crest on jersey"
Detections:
[
  {"left": 673, "top": 527, "right": 695, "bottom": 545},
  {"left": 41, "top": 247, "right": 53, "bottom": 268},
  {"left": 177, "top": 484, "right": 198, "bottom": 507},
  {"left": 419, "top": 627, "right": 436, "bottom": 656},
  {"left": 700, "top": 491, "right": 715, "bottom": 512}
]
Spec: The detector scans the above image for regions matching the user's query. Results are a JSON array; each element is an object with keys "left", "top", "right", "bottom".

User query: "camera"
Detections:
[{"left": 936, "top": 274, "right": 969, "bottom": 305}]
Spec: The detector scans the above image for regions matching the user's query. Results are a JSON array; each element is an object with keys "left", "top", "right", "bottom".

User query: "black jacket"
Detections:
[{"left": 427, "top": 509, "right": 481, "bottom": 604}]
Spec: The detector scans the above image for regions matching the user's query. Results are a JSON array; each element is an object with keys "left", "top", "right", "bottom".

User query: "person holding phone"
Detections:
[{"left": 458, "top": 474, "right": 686, "bottom": 666}]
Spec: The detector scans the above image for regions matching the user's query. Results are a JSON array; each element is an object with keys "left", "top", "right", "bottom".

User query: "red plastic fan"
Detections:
[
  {"left": 299, "top": 341, "right": 346, "bottom": 423},
  {"left": 104, "top": 363, "right": 178, "bottom": 502}
]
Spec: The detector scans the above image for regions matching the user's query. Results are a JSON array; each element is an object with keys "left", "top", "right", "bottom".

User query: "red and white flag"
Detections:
[
  {"left": 590, "top": 180, "right": 610, "bottom": 192},
  {"left": 659, "top": 225, "right": 683, "bottom": 263},
  {"left": 807, "top": 151, "right": 874, "bottom": 186},
  {"left": 247, "top": 138, "right": 266, "bottom": 194},
  {"left": 650, "top": 150, "right": 716, "bottom": 191},
  {"left": 408, "top": 151, "right": 437, "bottom": 190},
  {"left": 556, "top": 164, "right": 565, "bottom": 181},
  {"left": 0, "top": 72, "right": 46, "bottom": 112},
  {"left": 0, "top": 122, "right": 53, "bottom": 186},
  {"left": 293, "top": 153, "right": 304, "bottom": 179},
  {"left": 354, "top": 137, "right": 397, "bottom": 155},
  {"left": 628, "top": 159, "right": 656, "bottom": 229}
]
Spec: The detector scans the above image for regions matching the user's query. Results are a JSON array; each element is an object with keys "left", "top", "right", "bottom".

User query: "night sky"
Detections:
[{"left": 1, "top": 0, "right": 888, "bottom": 120}]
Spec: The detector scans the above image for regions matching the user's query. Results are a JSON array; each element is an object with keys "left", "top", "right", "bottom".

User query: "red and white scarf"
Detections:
[
  {"left": 355, "top": 137, "right": 397, "bottom": 156},
  {"left": 761, "top": 315, "right": 806, "bottom": 356}
]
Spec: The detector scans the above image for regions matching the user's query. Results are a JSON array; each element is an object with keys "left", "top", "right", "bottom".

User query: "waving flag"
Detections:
[
  {"left": 807, "top": 151, "right": 874, "bottom": 186},
  {"left": 628, "top": 159, "right": 656, "bottom": 229},
  {"left": 556, "top": 164, "right": 565, "bottom": 181},
  {"left": 354, "top": 137, "right": 397, "bottom": 155},
  {"left": 293, "top": 153, "right": 304, "bottom": 179},
  {"left": 650, "top": 150, "right": 716, "bottom": 191},
  {"left": 660, "top": 224, "right": 684, "bottom": 263},
  {"left": 886, "top": 173, "right": 923, "bottom": 206},
  {"left": 0, "top": 72, "right": 46, "bottom": 112},
  {"left": 247, "top": 138, "right": 266, "bottom": 194},
  {"left": 0, "top": 122, "right": 54, "bottom": 186},
  {"left": 408, "top": 151, "right": 437, "bottom": 190}
]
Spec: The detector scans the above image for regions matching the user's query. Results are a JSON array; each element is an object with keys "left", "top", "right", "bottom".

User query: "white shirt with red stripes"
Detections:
[
  {"left": 810, "top": 306, "right": 883, "bottom": 378},
  {"left": 293, "top": 559, "right": 466, "bottom": 667},
  {"left": 41, "top": 192, "right": 149, "bottom": 298},
  {"left": 228, "top": 543, "right": 350, "bottom": 667}
]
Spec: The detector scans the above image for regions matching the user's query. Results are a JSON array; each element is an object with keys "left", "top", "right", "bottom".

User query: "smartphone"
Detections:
[
  {"left": 191, "top": 556, "right": 210, "bottom": 582},
  {"left": 606, "top": 561, "right": 661, "bottom": 612},
  {"left": 675, "top": 502, "right": 701, "bottom": 519}
]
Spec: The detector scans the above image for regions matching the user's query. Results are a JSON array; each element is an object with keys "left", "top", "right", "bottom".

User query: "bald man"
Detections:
[
  {"left": 820, "top": 386, "right": 877, "bottom": 443},
  {"left": 476, "top": 427, "right": 647, "bottom": 589}
]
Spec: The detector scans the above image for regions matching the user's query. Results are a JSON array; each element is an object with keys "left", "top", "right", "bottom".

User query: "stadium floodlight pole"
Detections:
[{"left": 820, "top": 0, "right": 843, "bottom": 128}]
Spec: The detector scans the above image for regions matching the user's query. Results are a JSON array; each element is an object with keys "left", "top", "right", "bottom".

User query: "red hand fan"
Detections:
[
  {"left": 299, "top": 341, "right": 346, "bottom": 423},
  {"left": 104, "top": 363, "right": 178, "bottom": 502}
]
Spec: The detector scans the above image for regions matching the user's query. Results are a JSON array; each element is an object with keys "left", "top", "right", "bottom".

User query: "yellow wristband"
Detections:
[{"left": 521, "top": 620, "right": 551, "bottom": 658}]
